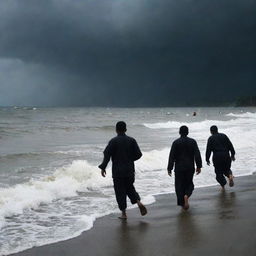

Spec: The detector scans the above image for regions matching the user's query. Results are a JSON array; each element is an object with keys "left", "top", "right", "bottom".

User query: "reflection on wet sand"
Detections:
[
  {"left": 217, "top": 191, "right": 237, "bottom": 220},
  {"left": 114, "top": 220, "right": 150, "bottom": 255},
  {"left": 176, "top": 211, "right": 202, "bottom": 249}
]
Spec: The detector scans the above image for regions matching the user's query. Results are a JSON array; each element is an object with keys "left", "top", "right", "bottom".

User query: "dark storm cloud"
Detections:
[{"left": 0, "top": 0, "right": 255, "bottom": 106}]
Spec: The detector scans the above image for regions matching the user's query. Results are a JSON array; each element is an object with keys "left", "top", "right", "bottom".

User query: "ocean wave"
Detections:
[
  {"left": 78, "top": 124, "right": 143, "bottom": 131},
  {"left": 225, "top": 112, "right": 256, "bottom": 118},
  {"left": 0, "top": 149, "right": 166, "bottom": 225},
  {"left": 0, "top": 160, "right": 112, "bottom": 222},
  {"left": 38, "top": 125, "right": 116, "bottom": 132},
  {"left": 0, "top": 150, "right": 88, "bottom": 160},
  {"left": 143, "top": 116, "right": 254, "bottom": 130},
  {"left": 0, "top": 155, "right": 157, "bottom": 255},
  {"left": 0, "top": 152, "right": 42, "bottom": 160}
]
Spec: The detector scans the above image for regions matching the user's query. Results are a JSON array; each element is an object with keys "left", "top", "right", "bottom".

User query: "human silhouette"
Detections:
[
  {"left": 206, "top": 125, "right": 235, "bottom": 190},
  {"left": 99, "top": 121, "right": 147, "bottom": 219},
  {"left": 167, "top": 126, "right": 202, "bottom": 210}
]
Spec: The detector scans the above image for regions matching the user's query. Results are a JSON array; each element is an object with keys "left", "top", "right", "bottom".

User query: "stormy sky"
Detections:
[{"left": 0, "top": 0, "right": 255, "bottom": 107}]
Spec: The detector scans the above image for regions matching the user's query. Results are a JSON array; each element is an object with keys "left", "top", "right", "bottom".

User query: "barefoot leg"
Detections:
[
  {"left": 137, "top": 201, "right": 147, "bottom": 216},
  {"left": 183, "top": 195, "right": 189, "bottom": 210},
  {"left": 118, "top": 210, "right": 127, "bottom": 220},
  {"left": 228, "top": 174, "right": 234, "bottom": 187}
]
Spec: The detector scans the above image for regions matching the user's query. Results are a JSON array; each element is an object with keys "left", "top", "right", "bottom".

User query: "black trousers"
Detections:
[
  {"left": 113, "top": 176, "right": 141, "bottom": 211},
  {"left": 215, "top": 169, "right": 233, "bottom": 187},
  {"left": 175, "top": 170, "right": 194, "bottom": 206},
  {"left": 213, "top": 153, "right": 232, "bottom": 187}
]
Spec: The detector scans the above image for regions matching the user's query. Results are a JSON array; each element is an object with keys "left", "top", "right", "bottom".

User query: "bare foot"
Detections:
[
  {"left": 118, "top": 211, "right": 127, "bottom": 220},
  {"left": 183, "top": 195, "right": 189, "bottom": 210},
  {"left": 228, "top": 175, "right": 234, "bottom": 187},
  {"left": 137, "top": 202, "right": 147, "bottom": 216},
  {"left": 118, "top": 216, "right": 127, "bottom": 220},
  {"left": 221, "top": 185, "right": 225, "bottom": 191}
]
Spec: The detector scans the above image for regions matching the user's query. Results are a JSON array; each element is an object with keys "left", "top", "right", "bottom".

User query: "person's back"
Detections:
[
  {"left": 167, "top": 126, "right": 202, "bottom": 210},
  {"left": 206, "top": 132, "right": 235, "bottom": 156},
  {"left": 206, "top": 125, "right": 235, "bottom": 189},
  {"left": 169, "top": 136, "right": 201, "bottom": 172},
  {"left": 107, "top": 134, "right": 142, "bottom": 177}
]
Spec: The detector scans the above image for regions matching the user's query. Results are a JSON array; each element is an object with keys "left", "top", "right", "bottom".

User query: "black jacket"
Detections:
[
  {"left": 99, "top": 134, "right": 142, "bottom": 178},
  {"left": 168, "top": 136, "right": 202, "bottom": 172},
  {"left": 206, "top": 133, "right": 235, "bottom": 162}
]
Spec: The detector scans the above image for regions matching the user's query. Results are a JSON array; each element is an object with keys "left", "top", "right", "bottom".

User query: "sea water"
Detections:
[{"left": 0, "top": 107, "right": 255, "bottom": 255}]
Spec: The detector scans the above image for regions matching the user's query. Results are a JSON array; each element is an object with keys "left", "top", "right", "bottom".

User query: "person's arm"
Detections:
[
  {"left": 133, "top": 139, "right": 142, "bottom": 161},
  {"left": 194, "top": 141, "right": 202, "bottom": 174},
  {"left": 98, "top": 140, "right": 113, "bottom": 176},
  {"left": 225, "top": 135, "right": 235, "bottom": 160},
  {"left": 167, "top": 142, "right": 176, "bottom": 176},
  {"left": 206, "top": 138, "right": 212, "bottom": 165}
]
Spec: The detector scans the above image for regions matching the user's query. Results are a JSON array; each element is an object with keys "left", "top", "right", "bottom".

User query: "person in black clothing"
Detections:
[
  {"left": 167, "top": 126, "right": 202, "bottom": 210},
  {"left": 98, "top": 121, "right": 147, "bottom": 219},
  {"left": 206, "top": 125, "right": 235, "bottom": 190}
]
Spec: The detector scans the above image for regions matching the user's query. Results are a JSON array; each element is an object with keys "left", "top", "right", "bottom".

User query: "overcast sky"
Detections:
[{"left": 0, "top": 0, "right": 255, "bottom": 106}]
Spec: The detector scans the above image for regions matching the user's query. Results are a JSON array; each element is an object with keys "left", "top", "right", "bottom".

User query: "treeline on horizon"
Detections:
[
  {"left": 235, "top": 96, "right": 256, "bottom": 107},
  {"left": 1, "top": 96, "right": 256, "bottom": 108}
]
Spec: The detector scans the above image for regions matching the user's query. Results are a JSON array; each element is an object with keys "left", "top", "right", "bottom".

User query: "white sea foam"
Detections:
[
  {"left": 0, "top": 155, "right": 162, "bottom": 230},
  {"left": 0, "top": 155, "right": 159, "bottom": 255},
  {"left": 143, "top": 117, "right": 254, "bottom": 130},
  {"left": 0, "top": 160, "right": 112, "bottom": 225},
  {"left": 226, "top": 112, "right": 256, "bottom": 118}
]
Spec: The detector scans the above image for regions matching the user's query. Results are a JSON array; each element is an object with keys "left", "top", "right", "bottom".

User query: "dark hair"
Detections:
[
  {"left": 179, "top": 125, "right": 189, "bottom": 136},
  {"left": 116, "top": 121, "right": 127, "bottom": 132},
  {"left": 210, "top": 125, "right": 218, "bottom": 134}
]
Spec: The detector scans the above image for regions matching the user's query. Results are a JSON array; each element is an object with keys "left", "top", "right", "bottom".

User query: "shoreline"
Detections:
[
  {"left": 8, "top": 172, "right": 256, "bottom": 256},
  {"left": 3, "top": 172, "right": 253, "bottom": 255}
]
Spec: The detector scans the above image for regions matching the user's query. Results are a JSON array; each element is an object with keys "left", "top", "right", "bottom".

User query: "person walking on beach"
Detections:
[
  {"left": 99, "top": 121, "right": 147, "bottom": 219},
  {"left": 167, "top": 126, "right": 202, "bottom": 210},
  {"left": 206, "top": 125, "right": 235, "bottom": 190}
]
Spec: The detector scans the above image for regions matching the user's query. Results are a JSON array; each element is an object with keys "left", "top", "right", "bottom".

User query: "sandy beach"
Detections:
[{"left": 9, "top": 173, "right": 256, "bottom": 256}]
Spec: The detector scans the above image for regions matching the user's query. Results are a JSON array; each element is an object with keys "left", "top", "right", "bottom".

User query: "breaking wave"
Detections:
[{"left": 225, "top": 112, "right": 256, "bottom": 118}]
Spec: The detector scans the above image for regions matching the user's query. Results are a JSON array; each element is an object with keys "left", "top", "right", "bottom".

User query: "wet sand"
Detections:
[{"left": 11, "top": 174, "right": 256, "bottom": 256}]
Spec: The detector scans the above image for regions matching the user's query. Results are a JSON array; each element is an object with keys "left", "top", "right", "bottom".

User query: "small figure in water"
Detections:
[
  {"left": 193, "top": 111, "right": 197, "bottom": 116},
  {"left": 206, "top": 125, "right": 235, "bottom": 191},
  {"left": 99, "top": 121, "right": 147, "bottom": 219},
  {"left": 167, "top": 126, "right": 202, "bottom": 210}
]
